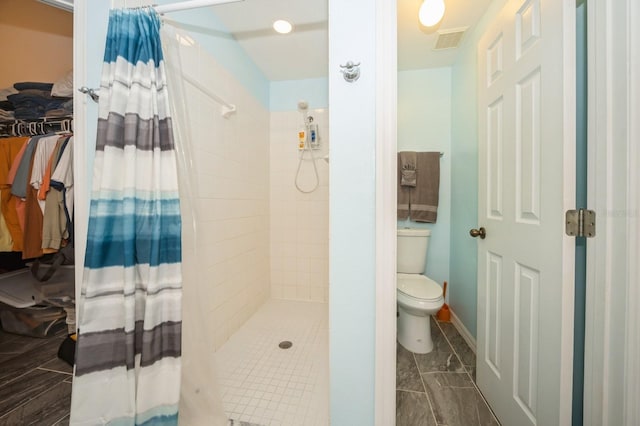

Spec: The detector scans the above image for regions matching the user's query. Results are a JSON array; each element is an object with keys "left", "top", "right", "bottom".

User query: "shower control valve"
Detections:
[{"left": 340, "top": 61, "right": 361, "bottom": 83}]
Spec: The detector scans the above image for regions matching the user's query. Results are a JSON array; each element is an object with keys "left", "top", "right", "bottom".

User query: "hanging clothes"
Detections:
[
  {"left": 71, "top": 9, "right": 182, "bottom": 426},
  {"left": 50, "top": 136, "right": 73, "bottom": 221},
  {"left": 22, "top": 167, "right": 43, "bottom": 259},
  {"left": 30, "top": 134, "right": 61, "bottom": 214},
  {"left": 0, "top": 206, "right": 11, "bottom": 251},
  {"left": 0, "top": 136, "right": 29, "bottom": 251},
  {"left": 21, "top": 134, "right": 64, "bottom": 259},
  {"left": 42, "top": 136, "right": 71, "bottom": 252}
]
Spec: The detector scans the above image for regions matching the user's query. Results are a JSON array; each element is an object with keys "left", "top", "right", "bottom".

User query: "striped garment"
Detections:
[{"left": 70, "top": 9, "right": 182, "bottom": 425}]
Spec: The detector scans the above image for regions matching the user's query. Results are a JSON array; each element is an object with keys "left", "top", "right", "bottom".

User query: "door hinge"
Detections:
[{"left": 565, "top": 209, "right": 596, "bottom": 237}]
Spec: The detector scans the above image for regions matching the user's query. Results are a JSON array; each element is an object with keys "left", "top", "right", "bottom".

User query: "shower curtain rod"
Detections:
[
  {"left": 154, "top": 0, "right": 243, "bottom": 14},
  {"left": 153, "top": 0, "right": 241, "bottom": 119}
]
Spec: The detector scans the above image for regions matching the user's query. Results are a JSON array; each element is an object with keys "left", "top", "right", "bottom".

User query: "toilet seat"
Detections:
[{"left": 397, "top": 273, "right": 442, "bottom": 300}]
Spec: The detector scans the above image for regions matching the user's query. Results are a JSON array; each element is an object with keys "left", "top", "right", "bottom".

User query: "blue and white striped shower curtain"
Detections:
[{"left": 70, "top": 9, "right": 182, "bottom": 425}]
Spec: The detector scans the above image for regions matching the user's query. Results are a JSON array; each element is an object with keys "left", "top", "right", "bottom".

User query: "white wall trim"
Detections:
[
  {"left": 374, "top": 0, "right": 397, "bottom": 424},
  {"left": 623, "top": 1, "right": 640, "bottom": 423},
  {"left": 584, "top": 0, "right": 639, "bottom": 424},
  {"left": 584, "top": 1, "right": 610, "bottom": 422},
  {"left": 449, "top": 310, "right": 476, "bottom": 354},
  {"left": 72, "top": 0, "right": 88, "bottom": 323}
]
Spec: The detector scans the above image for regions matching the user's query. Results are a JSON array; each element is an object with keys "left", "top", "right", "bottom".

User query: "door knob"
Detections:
[{"left": 469, "top": 227, "right": 486, "bottom": 239}]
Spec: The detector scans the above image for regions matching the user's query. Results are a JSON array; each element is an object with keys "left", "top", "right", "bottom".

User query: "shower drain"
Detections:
[{"left": 278, "top": 340, "right": 293, "bottom": 349}]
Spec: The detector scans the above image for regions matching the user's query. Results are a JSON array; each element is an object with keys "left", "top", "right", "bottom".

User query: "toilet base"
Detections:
[{"left": 397, "top": 308, "right": 434, "bottom": 354}]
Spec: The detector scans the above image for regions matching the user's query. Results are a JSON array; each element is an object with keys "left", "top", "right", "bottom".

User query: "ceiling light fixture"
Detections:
[
  {"left": 273, "top": 20, "right": 293, "bottom": 34},
  {"left": 418, "top": 0, "right": 446, "bottom": 27}
]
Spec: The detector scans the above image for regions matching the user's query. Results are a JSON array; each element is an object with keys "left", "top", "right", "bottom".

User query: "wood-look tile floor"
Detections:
[
  {"left": 396, "top": 317, "right": 500, "bottom": 426},
  {"left": 0, "top": 327, "right": 71, "bottom": 426},
  {"left": 0, "top": 316, "right": 496, "bottom": 426}
]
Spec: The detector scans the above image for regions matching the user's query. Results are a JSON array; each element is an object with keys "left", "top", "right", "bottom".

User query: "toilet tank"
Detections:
[{"left": 397, "top": 228, "right": 431, "bottom": 273}]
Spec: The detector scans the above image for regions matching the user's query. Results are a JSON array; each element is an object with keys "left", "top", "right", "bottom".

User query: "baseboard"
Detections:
[{"left": 449, "top": 309, "right": 477, "bottom": 354}]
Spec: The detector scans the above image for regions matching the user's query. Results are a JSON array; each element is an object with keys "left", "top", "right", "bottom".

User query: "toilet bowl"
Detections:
[{"left": 397, "top": 273, "right": 444, "bottom": 354}]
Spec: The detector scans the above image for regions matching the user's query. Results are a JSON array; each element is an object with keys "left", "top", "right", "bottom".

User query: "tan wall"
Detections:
[{"left": 0, "top": 0, "right": 73, "bottom": 88}]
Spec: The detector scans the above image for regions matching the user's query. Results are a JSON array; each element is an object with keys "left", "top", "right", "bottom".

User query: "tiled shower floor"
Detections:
[{"left": 215, "top": 299, "right": 329, "bottom": 426}]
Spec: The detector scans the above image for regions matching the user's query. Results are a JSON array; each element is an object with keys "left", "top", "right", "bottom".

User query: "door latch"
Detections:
[{"left": 565, "top": 209, "right": 596, "bottom": 237}]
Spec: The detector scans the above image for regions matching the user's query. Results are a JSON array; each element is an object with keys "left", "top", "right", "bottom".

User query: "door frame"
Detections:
[
  {"left": 583, "top": 0, "right": 640, "bottom": 424},
  {"left": 374, "top": 0, "right": 397, "bottom": 424},
  {"left": 72, "top": 1, "right": 111, "bottom": 320},
  {"left": 73, "top": 0, "right": 89, "bottom": 319}
]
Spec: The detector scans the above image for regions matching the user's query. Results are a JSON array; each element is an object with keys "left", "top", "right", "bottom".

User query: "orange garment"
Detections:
[
  {"left": 5, "top": 139, "right": 27, "bottom": 185},
  {"left": 22, "top": 156, "right": 43, "bottom": 260},
  {"left": 15, "top": 198, "right": 26, "bottom": 232},
  {"left": 0, "top": 137, "right": 28, "bottom": 251},
  {"left": 22, "top": 186, "right": 43, "bottom": 259}
]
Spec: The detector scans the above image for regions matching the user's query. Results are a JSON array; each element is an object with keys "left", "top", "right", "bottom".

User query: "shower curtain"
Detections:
[{"left": 70, "top": 9, "right": 182, "bottom": 425}]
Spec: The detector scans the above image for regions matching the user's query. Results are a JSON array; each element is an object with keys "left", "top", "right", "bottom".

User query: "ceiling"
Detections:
[{"left": 212, "top": 0, "right": 492, "bottom": 81}]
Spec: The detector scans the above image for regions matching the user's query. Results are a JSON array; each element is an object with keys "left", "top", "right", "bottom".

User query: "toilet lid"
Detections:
[{"left": 397, "top": 273, "right": 442, "bottom": 300}]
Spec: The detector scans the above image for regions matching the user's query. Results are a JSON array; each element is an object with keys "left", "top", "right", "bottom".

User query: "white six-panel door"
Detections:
[{"left": 476, "top": 0, "right": 575, "bottom": 424}]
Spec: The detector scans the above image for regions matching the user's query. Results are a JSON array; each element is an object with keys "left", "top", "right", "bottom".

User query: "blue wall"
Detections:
[
  {"left": 270, "top": 78, "right": 328, "bottom": 111},
  {"left": 397, "top": 68, "right": 452, "bottom": 287},
  {"left": 449, "top": 0, "right": 506, "bottom": 338},
  {"left": 157, "top": 0, "right": 270, "bottom": 108}
]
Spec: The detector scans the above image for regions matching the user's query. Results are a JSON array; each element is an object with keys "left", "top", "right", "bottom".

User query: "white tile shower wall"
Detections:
[
  {"left": 270, "top": 110, "right": 330, "bottom": 302},
  {"left": 177, "top": 38, "right": 271, "bottom": 351}
]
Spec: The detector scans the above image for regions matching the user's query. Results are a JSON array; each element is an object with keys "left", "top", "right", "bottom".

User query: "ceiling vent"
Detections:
[{"left": 433, "top": 27, "right": 468, "bottom": 50}]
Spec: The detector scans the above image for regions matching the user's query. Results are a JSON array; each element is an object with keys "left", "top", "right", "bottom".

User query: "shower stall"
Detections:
[
  {"left": 73, "top": 1, "right": 331, "bottom": 424},
  {"left": 163, "top": 21, "right": 331, "bottom": 424}
]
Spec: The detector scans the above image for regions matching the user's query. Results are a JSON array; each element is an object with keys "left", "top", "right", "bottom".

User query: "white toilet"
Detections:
[{"left": 397, "top": 228, "right": 444, "bottom": 354}]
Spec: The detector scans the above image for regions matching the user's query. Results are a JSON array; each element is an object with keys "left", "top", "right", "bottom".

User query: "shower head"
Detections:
[{"left": 297, "top": 100, "right": 309, "bottom": 112}]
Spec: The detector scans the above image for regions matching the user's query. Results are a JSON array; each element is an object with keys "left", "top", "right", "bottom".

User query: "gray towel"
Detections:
[
  {"left": 397, "top": 153, "right": 411, "bottom": 220},
  {"left": 410, "top": 152, "right": 440, "bottom": 223}
]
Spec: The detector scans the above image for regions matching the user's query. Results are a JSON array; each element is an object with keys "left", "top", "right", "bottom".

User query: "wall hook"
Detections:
[
  {"left": 78, "top": 86, "right": 100, "bottom": 103},
  {"left": 340, "top": 61, "right": 361, "bottom": 83}
]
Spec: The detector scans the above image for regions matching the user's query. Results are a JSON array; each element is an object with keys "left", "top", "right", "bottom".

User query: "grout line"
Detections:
[
  {"left": 0, "top": 366, "right": 42, "bottom": 390},
  {"left": 51, "top": 413, "right": 70, "bottom": 426},
  {"left": 0, "top": 399, "right": 30, "bottom": 421},
  {"left": 410, "top": 350, "right": 428, "bottom": 394},
  {"left": 0, "top": 376, "right": 68, "bottom": 421},
  {"left": 36, "top": 366, "right": 73, "bottom": 376},
  {"left": 434, "top": 319, "right": 473, "bottom": 383},
  {"left": 473, "top": 387, "right": 501, "bottom": 425},
  {"left": 396, "top": 388, "right": 428, "bottom": 394},
  {"left": 475, "top": 401, "right": 484, "bottom": 426},
  {"left": 435, "top": 319, "right": 500, "bottom": 425},
  {"left": 413, "top": 347, "right": 438, "bottom": 426}
]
